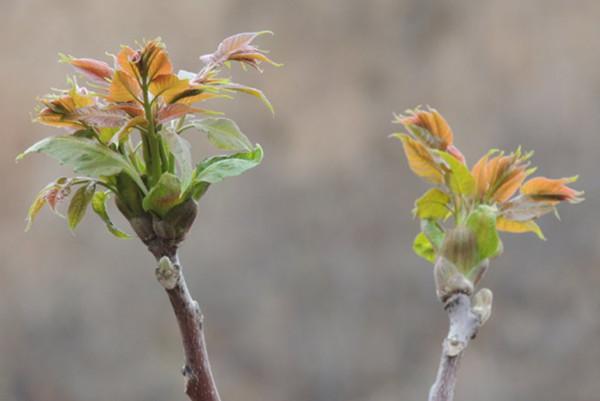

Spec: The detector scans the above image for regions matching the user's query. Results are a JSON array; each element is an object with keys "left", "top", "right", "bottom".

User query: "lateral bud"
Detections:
[
  {"left": 156, "top": 256, "right": 181, "bottom": 290},
  {"left": 472, "top": 288, "right": 493, "bottom": 325}
]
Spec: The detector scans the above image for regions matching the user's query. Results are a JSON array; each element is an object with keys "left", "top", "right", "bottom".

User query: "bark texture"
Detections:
[
  {"left": 428, "top": 293, "right": 484, "bottom": 401},
  {"left": 151, "top": 241, "right": 221, "bottom": 401}
]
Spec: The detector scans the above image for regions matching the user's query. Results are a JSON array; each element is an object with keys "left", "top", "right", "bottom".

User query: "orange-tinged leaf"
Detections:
[
  {"left": 395, "top": 107, "right": 453, "bottom": 149},
  {"left": 156, "top": 104, "right": 205, "bottom": 124},
  {"left": 149, "top": 74, "right": 190, "bottom": 102},
  {"left": 106, "top": 102, "right": 144, "bottom": 117},
  {"left": 37, "top": 110, "right": 82, "bottom": 129},
  {"left": 68, "top": 57, "right": 113, "bottom": 83},
  {"left": 471, "top": 149, "right": 533, "bottom": 203},
  {"left": 521, "top": 176, "right": 584, "bottom": 203},
  {"left": 496, "top": 217, "right": 545, "bottom": 239},
  {"left": 394, "top": 134, "right": 444, "bottom": 184},
  {"left": 108, "top": 71, "right": 141, "bottom": 102},
  {"left": 147, "top": 46, "right": 172, "bottom": 81},
  {"left": 472, "top": 153, "right": 490, "bottom": 199},
  {"left": 494, "top": 169, "right": 526, "bottom": 203},
  {"left": 173, "top": 90, "right": 224, "bottom": 105},
  {"left": 117, "top": 46, "right": 139, "bottom": 78},
  {"left": 200, "top": 31, "right": 279, "bottom": 70}
]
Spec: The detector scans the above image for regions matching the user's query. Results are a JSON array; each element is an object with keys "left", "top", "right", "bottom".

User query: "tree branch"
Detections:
[
  {"left": 152, "top": 245, "right": 222, "bottom": 401},
  {"left": 428, "top": 293, "right": 484, "bottom": 401}
]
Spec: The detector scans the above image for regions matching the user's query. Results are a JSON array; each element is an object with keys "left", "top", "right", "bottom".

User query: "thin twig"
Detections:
[
  {"left": 428, "top": 293, "right": 482, "bottom": 401},
  {"left": 153, "top": 247, "right": 221, "bottom": 401}
]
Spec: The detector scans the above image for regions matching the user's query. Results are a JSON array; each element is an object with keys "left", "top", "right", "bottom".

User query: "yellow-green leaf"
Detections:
[
  {"left": 91, "top": 191, "right": 130, "bottom": 238},
  {"left": 414, "top": 188, "right": 451, "bottom": 220},
  {"left": 496, "top": 216, "right": 545, "bottom": 240},
  {"left": 435, "top": 150, "right": 475, "bottom": 196},
  {"left": 413, "top": 232, "right": 436, "bottom": 263}
]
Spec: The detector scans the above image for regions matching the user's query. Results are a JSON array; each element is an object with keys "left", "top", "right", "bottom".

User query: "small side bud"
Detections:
[
  {"left": 156, "top": 256, "right": 180, "bottom": 290},
  {"left": 472, "top": 288, "right": 493, "bottom": 325},
  {"left": 434, "top": 257, "right": 474, "bottom": 302}
]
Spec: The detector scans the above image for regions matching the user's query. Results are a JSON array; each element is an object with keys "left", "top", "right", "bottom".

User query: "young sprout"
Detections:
[
  {"left": 393, "top": 106, "right": 583, "bottom": 401},
  {"left": 19, "top": 32, "right": 279, "bottom": 401}
]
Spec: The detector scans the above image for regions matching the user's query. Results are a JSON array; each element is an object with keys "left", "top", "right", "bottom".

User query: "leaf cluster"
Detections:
[
  {"left": 394, "top": 106, "right": 583, "bottom": 282},
  {"left": 19, "top": 33, "right": 278, "bottom": 239}
]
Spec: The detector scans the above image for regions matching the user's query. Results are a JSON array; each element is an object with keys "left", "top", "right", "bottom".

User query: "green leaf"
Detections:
[
  {"left": 17, "top": 136, "right": 147, "bottom": 194},
  {"left": 421, "top": 219, "right": 445, "bottom": 251},
  {"left": 466, "top": 205, "right": 502, "bottom": 262},
  {"left": 191, "top": 117, "right": 254, "bottom": 152},
  {"left": 67, "top": 183, "right": 95, "bottom": 230},
  {"left": 193, "top": 145, "right": 263, "bottom": 184},
  {"left": 142, "top": 173, "right": 182, "bottom": 217},
  {"left": 91, "top": 191, "right": 130, "bottom": 238},
  {"left": 162, "top": 128, "right": 193, "bottom": 188},
  {"left": 414, "top": 188, "right": 451, "bottom": 220},
  {"left": 435, "top": 150, "right": 475, "bottom": 196},
  {"left": 413, "top": 232, "right": 436, "bottom": 263}
]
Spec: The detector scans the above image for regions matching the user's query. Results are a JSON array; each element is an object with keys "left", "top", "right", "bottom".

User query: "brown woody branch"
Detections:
[{"left": 149, "top": 239, "right": 221, "bottom": 401}]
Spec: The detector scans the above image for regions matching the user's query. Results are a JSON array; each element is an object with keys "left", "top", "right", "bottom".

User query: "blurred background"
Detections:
[{"left": 2, "top": 0, "right": 599, "bottom": 400}]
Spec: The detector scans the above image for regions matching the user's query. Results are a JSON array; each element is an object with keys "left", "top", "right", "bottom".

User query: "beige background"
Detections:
[{"left": 2, "top": 1, "right": 600, "bottom": 400}]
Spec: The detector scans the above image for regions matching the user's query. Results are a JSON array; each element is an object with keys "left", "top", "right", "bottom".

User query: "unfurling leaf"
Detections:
[
  {"left": 142, "top": 173, "right": 182, "bottom": 217},
  {"left": 91, "top": 191, "right": 130, "bottom": 238},
  {"left": 199, "top": 31, "right": 279, "bottom": 69},
  {"left": 191, "top": 118, "right": 254, "bottom": 152},
  {"left": 435, "top": 150, "right": 475, "bottom": 197},
  {"left": 17, "top": 136, "right": 147, "bottom": 194},
  {"left": 414, "top": 188, "right": 451, "bottom": 220},
  {"left": 67, "top": 183, "right": 95, "bottom": 230},
  {"left": 393, "top": 134, "right": 443, "bottom": 184}
]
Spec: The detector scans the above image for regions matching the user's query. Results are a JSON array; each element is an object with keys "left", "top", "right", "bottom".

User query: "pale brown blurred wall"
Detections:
[{"left": 1, "top": 1, "right": 600, "bottom": 400}]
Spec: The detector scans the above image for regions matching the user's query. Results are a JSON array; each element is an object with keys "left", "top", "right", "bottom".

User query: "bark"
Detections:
[
  {"left": 428, "top": 293, "right": 483, "bottom": 401},
  {"left": 150, "top": 241, "right": 221, "bottom": 401}
]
